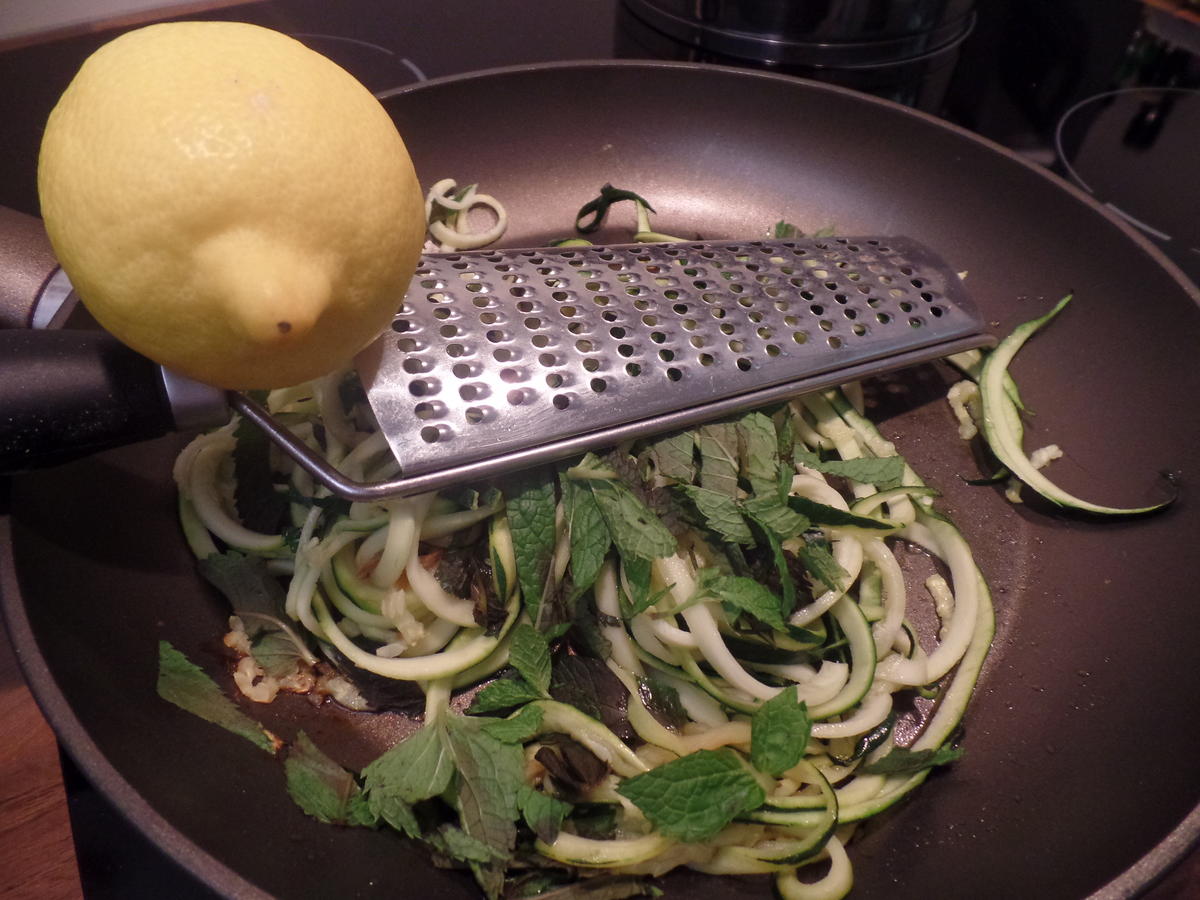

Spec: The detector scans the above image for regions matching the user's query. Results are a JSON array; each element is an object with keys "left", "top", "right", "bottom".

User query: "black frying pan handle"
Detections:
[
  {"left": 0, "top": 206, "right": 60, "bottom": 329},
  {"left": 0, "top": 330, "right": 175, "bottom": 473}
]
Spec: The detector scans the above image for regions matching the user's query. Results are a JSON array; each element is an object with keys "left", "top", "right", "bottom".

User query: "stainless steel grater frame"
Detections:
[{"left": 231, "top": 237, "right": 993, "bottom": 502}]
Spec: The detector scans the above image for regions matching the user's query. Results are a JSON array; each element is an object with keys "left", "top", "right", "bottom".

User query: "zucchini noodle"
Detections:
[{"left": 173, "top": 185, "right": 997, "bottom": 900}]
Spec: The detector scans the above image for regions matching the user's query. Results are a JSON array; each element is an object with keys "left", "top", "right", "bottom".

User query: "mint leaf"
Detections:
[
  {"left": 156, "top": 641, "right": 278, "bottom": 754},
  {"left": 750, "top": 691, "right": 811, "bottom": 777},
  {"left": 550, "top": 656, "right": 632, "bottom": 742},
  {"left": 510, "top": 624, "right": 553, "bottom": 696},
  {"left": 247, "top": 628, "right": 309, "bottom": 680},
  {"left": 697, "top": 570, "right": 788, "bottom": 633},
  {"left": 442, "top": 716, "right": 526, "bottom": 859},
  {"left": 794, "top": 447, "right": 906, "bottom": 489},
  {"left": 620, "top": 557, "right": 656, "bottom": 618},
  {"left": 428, "top": 823, "right": 504, "bottom": 863},
  {"left": 197, "top": 551, "right": 286, "bottom": 618},
  {"left": 284, "top": 731, "right": 367, "bottom": 825},
  {"left": 697, "top": 423, "right": 739, "bottom": 497},
  {"left": 860, "top": 744, "right": 964, "bottom": 776},
  {"left": 587, "top": 480, "right": 677, "bottom": 562},
  {"left": 468, "top": 677, "right": 546, "bottom": 714},
  {"left": 636, "top": 671, "right": 688, "bottom": 732},
  {"left": 519, "top": 784, "right": 571, "bottom": 843},
  {"left": 747, "top": 520, "right": 796, "bottom": 615},
  {"left": 481, "top": 702, "right": 545, "bottom": 744},
  {"left": 616, "top": 749, "right": 765, "bottom": 842},
  {"left": 561, "top": 475, "right": 610, "bottom": 596},
  {"left": 645, "top": 431, "right": 696, "bottom": 483},
  {"left": 679, "top": 485, "right": 753, "bottom": 545},
  {"left": 741, "top": 494, "right": 809, "bottom": 538},
  {"left": 361, "top": 723, "right": 455, "bottom": 808},
  {"left": 796, "top": 538, "right": 849, "bottom": 593},
  {"left": 787, "top": 495, "right": 895, "bottom": 531},
  {"left": 505, "top": 468, "right": 559, "bottom": 623},
  {"left": 737, "top": 412, "right": 779, "bottom": 495}
]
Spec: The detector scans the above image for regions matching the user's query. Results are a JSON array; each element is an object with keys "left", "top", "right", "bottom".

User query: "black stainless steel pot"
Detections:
[{"left": 3, "top": 61, "right": 1199, "bottom": 899}]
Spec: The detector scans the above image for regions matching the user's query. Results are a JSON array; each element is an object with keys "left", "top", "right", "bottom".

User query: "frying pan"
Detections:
[{"left": 3, "top": 61, "right": 1200, "bottom": 899}]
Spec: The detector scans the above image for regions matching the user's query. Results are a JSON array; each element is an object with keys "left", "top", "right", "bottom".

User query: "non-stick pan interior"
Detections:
[{"left": 4, "top": 62, "right": 1199, "bottom": 899}]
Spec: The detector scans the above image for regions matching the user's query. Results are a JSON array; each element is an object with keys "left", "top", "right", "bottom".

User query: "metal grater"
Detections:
[{"left": 231, "top": 237, "right": 992, "bottom": 502}]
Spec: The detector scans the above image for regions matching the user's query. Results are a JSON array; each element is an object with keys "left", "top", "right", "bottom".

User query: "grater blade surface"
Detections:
[{"left": 356, "top": 237, "right": 989, "bottom": 482}]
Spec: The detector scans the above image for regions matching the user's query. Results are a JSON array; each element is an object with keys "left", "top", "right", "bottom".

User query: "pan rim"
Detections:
[{"left": 3, "top": 57, "right": 1198, "bottom": 900}]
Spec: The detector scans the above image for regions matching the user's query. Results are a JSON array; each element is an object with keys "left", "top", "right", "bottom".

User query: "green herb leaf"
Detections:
[
  {"left": 796, "top": 538, "right": 849, "bottom": 593},
  {"left": 697, "top": 423, "right": 740, "bottom": 498},
  {"left": 645, "top": 431, "right": 696, "bottom": 483},
  {"left": 519, "top": 784, "right": 572, "bottom": 843},
  {"left": 859, "top": 744, "right": 964, "bottom": 776},
  {"left": 636, "top": 671, "right": 688, "bottom": 732},
  {"left": 794, "top": 447, "right": 906, "bottom": 489},
  {"left": 620, "top": 557, "right": 655, "bottom": 618},
  {"left": 481, "top": 702, "right": 545, "bottom": 744},
  {"left": 284, "top": 731, "right": 368, "bottom": 825},
  {"left": 510, "top": 624, "right": 553, "bottom": 696},
  {"left": 561, "top": 476, "right": 610, "bottom": 597},
  {"left": 156, "top": 641, "right": 277, "bottom": 754},
  {"left": 550, "top": 656, "right": 633, "bottom": 742},
  {"left": 697, "top": 570, "right": 788, "bottom": 633},
  {"left": 442, "top": 717, "right": 526, "bottom": 859},
  {"left": 361, "top": 723, "right": 455, "bottom": 808},
  {"left": 787, "top": 495, "right": 896, "bottom": 531},
  {"left": 427, "top": 823, "right": 505, "bottom": 863},
  {"left": 587, "top": 480, "right": 677, "bottom": 562},
  {"left": 468, "top": 677, "right": 546, "bottom": 714},
  {"left": 505, "top": 468, "right": 559, "bottom": 625},
  {"left": 750, "top": 691, "right": 811, "bottom": 777},
  {"left": 741, "top": 494, "right": 809, "bottom": 538},
  {"left": 247, "top": 628, "right": 309, "bottom": 680},
  {"left": 197, "top": 551, "right": 286, "bottom": 618},
  {"left": 678, "top": 485, "right": 754, "bottom": 546},
  {"left": 737, "top": 412, "right": 779, "bottom": 496},
  {"left": 616, "top": 749, "right": 765, "bottom": 842},
  {"left": 773, "top": 221, "right": 802, "bottom": 239}
]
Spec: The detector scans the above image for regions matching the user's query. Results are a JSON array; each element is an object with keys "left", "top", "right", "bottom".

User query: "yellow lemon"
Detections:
[{"left": 37, "top": 21, "right": 425, "bottom": 390}]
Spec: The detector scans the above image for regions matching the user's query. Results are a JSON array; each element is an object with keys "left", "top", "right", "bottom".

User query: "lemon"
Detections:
[{"left": 37, "top": 21, "right": 425, "bottom": 390}]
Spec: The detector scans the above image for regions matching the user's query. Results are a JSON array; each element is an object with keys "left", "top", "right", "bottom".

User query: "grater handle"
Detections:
[{"left": 0, "top": 329, "right": 176, "bottom": 472}]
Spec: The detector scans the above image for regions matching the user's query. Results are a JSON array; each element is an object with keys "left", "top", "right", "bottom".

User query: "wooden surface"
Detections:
[{"left": 0, "top": 623, "right": 82, "bottom": 900}]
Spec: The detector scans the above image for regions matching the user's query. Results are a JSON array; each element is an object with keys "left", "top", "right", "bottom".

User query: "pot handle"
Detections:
[
  {"left": 0, "top": 206, "right": 61, "bottom": 329},
  {"left": 0, "top": 329, "right": 180, "bottom": 473}
]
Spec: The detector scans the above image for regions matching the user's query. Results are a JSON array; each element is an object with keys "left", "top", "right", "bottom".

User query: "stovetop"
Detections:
[{"left": 1, "top": 1, "right": 1197, "bottom": 896}]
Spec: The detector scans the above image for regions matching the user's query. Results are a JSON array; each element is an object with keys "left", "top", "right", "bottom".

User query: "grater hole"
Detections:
[
  {"left": 766, "top": 344, "right": 781, "bottom": 357},
  {"left": 756, "top": 326, "right": 773, "bottom": 339},
  {"left": 517, "top": 301, "right": 534, "bottom": 312},
  {"left": 465, "top": 407, "right": 489, "bottom": 425},
  {"left": 852, "top": 324, "right": 867, "bottom": 336},
  {"left": 486, "top": 329, "right": 508, "bottom": 343},
  {"left": 524, "top": 317, "right": 544, "bottom": 330},
  {"left": 672, "top": 303, "right": 689, "bottom": 315},
  {"left": 626, "top": 363, "right": 642, "bottom": 376},
  {"left": 396, "top": 337, "right": 419, "bottom": 352},
  {"left": 690, "top": 335, "right": 706, "bottom": 348},
  {"left": 447, "top": 343, "right": 466, "bottom": 358},
  {"left": 876, "top": 312, "right": 892, "bottom": 324},
  {"left": 568, "top": 322, "right": 588, "bottom": 335},
  {"left": 553, "top": 394, "right": 571, "bottom": 410},
  {"left": 409, "top": 379, "right": 439, "bottom": 397},
  {"left": 392, "top": 319, "right": 412, "bottom": 333},
  {"left": 602, "top": 310, "right": 619, "bottom": 323},
  {"left": 682, "top": 318, "right": 698, "bottom": 331},
  {"left": 659, "top": 349, "right": 675, "bottom": 362},
  {"left": 633, "top": 300, "right": 651, "bottom": 311},
  {"left": 699, "top": 353, "right": 715, "bottom": 366},
  {"left": 651, "top": 331, "right": 667, "bottom": 344},
  {"left": 618, "top": 344, "right": 635, "bottom": 357},
  {"left": 819, "top": 320, "right": 833, "bottom": 332},
  {"left": 711, "top": 307, "right": 725, "bottom": 319},
  {"left": 593, "top": 295, "right": 612, "bottom": 307},
  {"left": 532, "top": 334, "right": 551, "bottom": 348},
  {"left": 402, "top": 358, "right": 427, "bottom": 374},
  {"left": 414, "top": 401, "right": 442, "bottom": 420},
  {"left": 811, "top": 304, "right": 825, "bottom": 315},
  {"left": 546, "top": 373, "right": 564, "bottom": 388},
  {"left": 473, "top": 297, "right": 493, "bottom": 309},
  {"left": 465, "top": 283, "right": 485, "bottom": 293},
  {"left": 420, "top": 426, "right": 442, "bottom": 444},
  {"left": 610, "top": 326, "right": 627, "bottom": 339},
  {"left": 433, "top": 307, "right": 453, "bottom": 320},
  {"left": 500, "top": 368, "right": 524, "bottom": 383},
  {"left": 440, "top": 324, "right": 458, "bottom": 338},
  {"left": 539, "top": 353, "right": 558, "bottom": 367},
  {"left": 738, "top": 297, "right": 754, "bottom": 309},
  {"left": 666, "top": 367, "right": 683, "bottom": 382},
  {"left": 560, "top": 305, "right": 578, "bottom": 317},
  {"left": 642, "top": 315, "right": 659, "bottom": 326},
  {"left": 583, "top": 358, "right": 601, "bottom": 372},
  {"left": 920, "top": 291, "right": 934, "bottom": 302},
  {"left": 793, "top": 331, "right": 809, "bottom": 344},
  {"left": 452, "top": 363, "right": 474, "bottom": 379},
  {"left": 720, "top": 323, "right": 735, "bottom": 335},
  {"left": 728, "top": 339, "right": 745, "bottom": 352},
  {"left": 828, "top": 336, "right": 843, "bottom": 349},
  {"left": 736, "top": 357, "right": 752, "bottom": 372},
  {"left": 910, "top": 317, "right": 923, "bottom": 328},
  {"left": 510, "top": 286, "right": 531, "bottom": 297},
  {"left": 553, "top": 292, "right": 571, "bottom": 302},
  {"left": 576, "top": 339, "right": 595, "bottom": 353},
  {"left": 844, "top": 309, "right": 857, "bottom": 320},
  {"left": 479, "top": 312, "right": 498, "bottom": 324},
  {"left": 931, "top": 305, "right": 944, "bottom": 317},
  {"left": 493, "top": 348, "right": 514, "bottom": 362},
  {"left": 507, "top": 389, "right": 532, "bottom": 406},
  {"left": 590, "top": 378, "right": 607, "bottom": 393},
  {"left": 459, "top": 384, "right": 488, "bottom": 401}
]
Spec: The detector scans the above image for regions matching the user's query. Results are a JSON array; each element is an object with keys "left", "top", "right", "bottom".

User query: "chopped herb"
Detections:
[
  {"left": 284, "top": 731, "right": 371, "bottom": 826},
  {"left": 795, "top": 538, "right": 849, "bottom": 593},
  {"left": 561, "top": 475, "right": 609, "bottom": 597},
  {"left": 617, "top": 749, "right": 765, "bottom": 842},
  {"left": 860, "top": 744, "right": 964, "bottom": 776},
  {"left": 518, "top": 784, "right": 571, "bottom": 843},
  {"left": 794, "top": 447, "right": 906, "bottom": 489},
  {"left": 509, "top": 624, "right": 553, "bottom": 696},
  {"left": 696, "top": 569, "right": 789, "bottom": 633},
  {"left": 678, "top": 485, "right": 753, "bottom": 546},
  {"left": 697, "top": 423, "right": 740, "bottom": 498},
  {"left": 787, "top": 495, "right": 896, "bottom": 531},
  {"left": 750, "top": 691, "right": 811, "bottom": 777},
  {"left": 197, "top": 551, "right": 286, "bottom": 618},
  {"left": 156, "top": 641, "right": 278, "bottom": 754},
  {"left": 504, "top": 468, "right": 559, "bottom": 626},
  {"left": 468, "top": 676, "right": 546, "bottom": 714},
  {"left": 586, "top": 479, "right": 677, "bottom": 562},
  {"left": 481, "top": 702, "right": 545, "bottom": 744}
]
